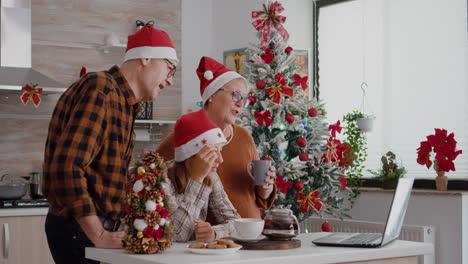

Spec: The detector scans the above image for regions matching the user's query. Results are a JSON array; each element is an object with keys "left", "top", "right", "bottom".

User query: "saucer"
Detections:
[{"left": 230, "top": 234, "right": 266, "bottom": 243}]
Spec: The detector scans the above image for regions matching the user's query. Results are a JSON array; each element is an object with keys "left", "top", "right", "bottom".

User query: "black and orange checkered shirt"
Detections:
[{"left": 43, "top": 65, "right": 140, "bottom": 220}]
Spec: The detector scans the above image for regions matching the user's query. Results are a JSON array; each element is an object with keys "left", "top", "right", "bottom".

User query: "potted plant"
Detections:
[
  {"left": 368, "top": 151, "right": 406, "bottom": 189},
  {"left": 342, "top": 111, "right": 369, "bottom": 191},
  {"left": 356, "top": 114, "right": 375, "bottom": 133},
  {"left": 417, "top": 128, "right": 462, "bottom": 191}
]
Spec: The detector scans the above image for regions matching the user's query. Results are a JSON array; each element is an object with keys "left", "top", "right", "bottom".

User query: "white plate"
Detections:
[
  {"left": 230, "top": 234, "right": 266, "bottom": 243},
  {"left": 188, "top": 245, "right": 242, "bottom": 255}
]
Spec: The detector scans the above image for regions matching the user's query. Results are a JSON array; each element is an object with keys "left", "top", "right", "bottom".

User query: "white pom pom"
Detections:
[
  {"left": 145, "top": 200, "right": 157, "bottom": 211},
  {"left": 133, "top": 219, "right": 147, "bottom": 231},
  {"left": 145, "top": 186, "right": 152, "bottom": 191},
  {"left": 149, "top": 163, "right": 156, "bottom": 170},
  {"left": 159, "top": 218, "right": 166, "bottom": 227},
  {"left": 153, "top": 224, "right": 160, "bottom": 230},
  {"left": 204, "top": 71, "right": 214, "bottom": 80},
  {"left": 133, "top": 180, "right": 144, "bottom": 193}
]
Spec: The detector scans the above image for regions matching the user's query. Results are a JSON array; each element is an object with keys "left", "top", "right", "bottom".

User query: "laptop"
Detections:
[{"left": 312, "top": 177, "right": 414, "bottom": 248}]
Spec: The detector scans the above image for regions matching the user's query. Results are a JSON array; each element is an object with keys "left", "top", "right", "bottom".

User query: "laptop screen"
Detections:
[{"left": 381, "top": 177, "right": 414, "bottom": 245}]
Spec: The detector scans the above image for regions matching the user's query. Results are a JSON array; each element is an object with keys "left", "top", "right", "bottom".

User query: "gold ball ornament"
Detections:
[
  {"left": 137, "top": 167, "right": 146, "bottom": 175},
  {"left": 137, "top": 231, "right": 144, "bottom": 239}
]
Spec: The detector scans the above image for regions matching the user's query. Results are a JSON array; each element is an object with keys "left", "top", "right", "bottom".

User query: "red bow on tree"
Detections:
[
  {"left": 254, "top": 111, "right": 273, "bottom": 126},
  {"left": 266, "top": 85, "right": 294, "bottom": 104},
  {"left": 275, "top": 175, "right": 293, "bottom": 194},
  {"left": 20, "top": 84, "right": 43, "bottom": 108},
  {"left": 297, "top": 190, "right": 324, "bottom": 214},
  {"left": 251, "top": 1, "right": 290, "bottom": 48},
  {"left": 294, "top": 74, "right": 308, "bottom": 90},
  {"left": 328, "top": 120, "right": 342, "bottom": 137},
  {"left": 80, "top": 66, "right": 87, "bottom": 77}
]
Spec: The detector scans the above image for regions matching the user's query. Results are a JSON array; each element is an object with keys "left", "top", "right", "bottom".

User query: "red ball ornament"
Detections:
[
  {"left": 285, "top": 46, "right": 293, "bottom": 55},
  {"left": 256, "top": 80, "right": 266, "bottom": 90},
  {"left": 294, "top": 181, "right": 304, "bottom": 191},
  {"left": 248, "top": 96, "right": 256, "bottom": 105},
  {"left": 321, "top": 221, "right": 332, "bottom": 232},
  {"left": 285, "top": 114, "right": 295, "bottom": 123},
  {"left": 297, "top": 138, "right": 307, "bottom": 148},
  {"left": 299, "top": 152, "right": 309, "bottom": 161},
  {"left": 275, "top": 73, "right": 284, "bottom": 81},
  {"left": 308, "top": 108, "right": 318, "bottom": 117}
]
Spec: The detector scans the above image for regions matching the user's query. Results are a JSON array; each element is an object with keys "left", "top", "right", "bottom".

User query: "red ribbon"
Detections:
[
  {"left": 252, "top": 1, "right": 290, "bottom": 48},
  {"left": 266, "top": 85, "right": 294, "bottom": 104},
  {"left": 294, "top": 74, "right": 308, "bottom": 90},
  {"left": 254, "top": 111, "right": 272, "bottom": 126},
  {"left": 20, "top": 84, "right": 43, "bottom": 108},
  {"left": 297, "top": 190, "right": 323, "bottom": 214},
  {"left": 328, "top": 120, "right": 342, "bottom": 138}
]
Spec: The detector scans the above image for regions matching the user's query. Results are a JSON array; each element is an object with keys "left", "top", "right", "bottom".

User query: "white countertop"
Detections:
[
  {"left": 0, "top": 207, "right": 48, "bottom": 217},
  {"left": 86, "top": 233, "right": 434, "bottom": 264}
]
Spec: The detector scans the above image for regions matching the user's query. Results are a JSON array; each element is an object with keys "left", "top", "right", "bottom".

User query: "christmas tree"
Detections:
[{"left": 238, "top": 1, "right": 354, "bottom": 221}]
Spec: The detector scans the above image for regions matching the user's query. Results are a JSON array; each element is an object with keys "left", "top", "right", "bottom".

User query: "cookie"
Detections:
[
  {"left": 217, "top": 239, "right": 234, "bottom": 245},
  {"left": 228, "top": 242, "right": 241, "bottom": 248},
  {"left": 207, "top": 243, "right": 227, "bottom": 249},
  {"left": 189, "top": 242, "right": 206, "bottom": 249}
]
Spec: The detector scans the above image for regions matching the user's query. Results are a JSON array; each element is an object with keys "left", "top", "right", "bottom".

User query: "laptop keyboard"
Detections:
[{"left": 341, "top": 233, "right": 382, "bottom": 244}]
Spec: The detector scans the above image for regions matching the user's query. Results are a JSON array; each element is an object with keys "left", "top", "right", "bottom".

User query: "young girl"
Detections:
[{"left": 162, "top": 109, "right": 239, "bottom": 242}]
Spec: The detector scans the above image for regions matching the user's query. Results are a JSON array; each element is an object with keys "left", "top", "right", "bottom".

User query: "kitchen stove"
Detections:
[{"left": 0, "top": 199, "right": 49, "bottom": 208}]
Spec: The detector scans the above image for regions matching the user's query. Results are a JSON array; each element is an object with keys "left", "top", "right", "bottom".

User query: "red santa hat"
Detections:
[
  {"left": 196, "top": 56, "right": 244, "bottom": 104},
  {"left": 124, "top": 25, "right": 178, "bottom": 62},
  {"left": 174, "top": 109, "right": 227, "bottom": 162}
]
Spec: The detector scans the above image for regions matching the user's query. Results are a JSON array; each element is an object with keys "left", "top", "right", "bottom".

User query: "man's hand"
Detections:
[
  {"left": 76, "top": 215, "right": 124, "bottom": 249},
  {"left": 257, "top": 166, "right": 276, "bottom": 199},
  {"left": 186, "top": 145, "right": 219, "bottom": 183},
  {"left": 194, "top": 219, "right": 215, "bottom": 242}
]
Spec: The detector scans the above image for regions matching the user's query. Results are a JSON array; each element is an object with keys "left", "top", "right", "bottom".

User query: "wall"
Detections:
[
  {"left": 0, "top": 0, "right": 181, "bottom": 177},
  {"left": 181, "top": 0, "right": 315, "bottom": 114}
]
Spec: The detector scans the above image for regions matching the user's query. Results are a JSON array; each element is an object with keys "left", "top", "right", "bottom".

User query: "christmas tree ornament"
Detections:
[
  {"left": 297, "top": 190, "right": 323, "bottom": 214},
  {"left": 254, "top": 111, "right": 273, "bottom": 126},
  {"left": 266, "top": 85, "right": 294, "bottom": 104},
  {"left": 294, "top": 74, "right": 308, "bottom": 90},
  {"left": 299, "top": 152, "right": 308, "bottom": 161},
  {"left": 285, "top": 46, "right": 293, "bottom": 55},
  {"left": 297, "top": 138, "right": 307, "bottom": 148},
  {"left": 329, "top": 121, "right": 342, "bottom": 138},
  {"left": 20, "top": 84, "right": 43, "bottom": 108},
  {"left": 251, "top": 1, "right": 289, "bottom": 48},
  {"left": 285, "top": 114, "right": 295, "bottom": 124},
  {"left": 256, "top": 80, "right": 266, "bottom": 89},
  {"left": 321, "top": 221, "right": 332, "bottom": 232},
  {"left": 260, "top": 48, "right": 275, "bottom": 64},
  {"left": 294, "top": 181, "right": 304, "bottom": 191},
  {"left": 308, "top": 108, "right": 318, "bottom": 117},
  {"left": 248, "top": 96, "right": 256, "bottom": 105},
  {"left": 339, "top": 177, "right": 348, "bottom": 190}
]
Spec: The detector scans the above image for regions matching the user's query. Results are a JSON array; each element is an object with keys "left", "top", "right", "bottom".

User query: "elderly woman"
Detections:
[{"left": 157, "top": 56, "right": 276, "bottom": 227}]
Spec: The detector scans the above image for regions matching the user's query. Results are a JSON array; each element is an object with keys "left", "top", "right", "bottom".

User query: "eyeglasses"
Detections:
[
  {"left": 218, "top": 88, "right": 249, "bottom": 108},
  {"left": 164, "top": 59, "right": 177, "bottom": 79}
]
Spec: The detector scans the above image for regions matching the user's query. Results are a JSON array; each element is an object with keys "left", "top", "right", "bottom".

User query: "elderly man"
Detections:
[{"left": 42, "top": 25, "right": 178, "bottom": 264}]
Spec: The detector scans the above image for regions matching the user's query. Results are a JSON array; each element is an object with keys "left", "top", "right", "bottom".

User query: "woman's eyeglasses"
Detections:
[{"left": 219, "top": 88, "right": 249, "bottom": 108}]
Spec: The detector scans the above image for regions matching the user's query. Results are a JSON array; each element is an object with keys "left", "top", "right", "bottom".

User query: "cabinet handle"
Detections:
[{"left": 3, "top": 223, "right": 9, "bottom": 259}]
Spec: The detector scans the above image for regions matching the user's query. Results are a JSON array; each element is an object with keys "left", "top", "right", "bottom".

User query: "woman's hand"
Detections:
[
  {"left": 186, "top": 145, "right": 219, "bottom": 183},
  {"left": 257, "top": 166, "right": 276, "bottom": 199},
  {"left": 194, "top": 220, "right": 215, "bottom": 242}
]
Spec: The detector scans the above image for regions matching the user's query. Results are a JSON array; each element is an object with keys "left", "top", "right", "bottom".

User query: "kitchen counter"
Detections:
[
  {"left": 86, "top": 233, "right": 434, "bottom": 264},
  {"left": 0, "top": 207, "right": 48, "bottom": 217}
]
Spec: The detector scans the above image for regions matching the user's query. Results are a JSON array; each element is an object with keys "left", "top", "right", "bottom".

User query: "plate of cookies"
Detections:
[{"left": 188, "top": 239, "right": 242, "bottom": 255}]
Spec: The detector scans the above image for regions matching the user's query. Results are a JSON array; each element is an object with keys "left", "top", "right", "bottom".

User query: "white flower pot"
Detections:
[{"left": 357, "top": 117, "right": 375, "bottom": 132}]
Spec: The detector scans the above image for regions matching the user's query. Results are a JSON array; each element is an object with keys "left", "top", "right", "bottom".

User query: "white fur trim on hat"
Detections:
[
  {"left": 202, "top": 71, "right": 244, "bottom": 103},
  {"left": 204, "top": 71, "right": 214, "bottom": 80},
  {"left": 174, "top": 128, "right": 227, "bottom": 162},
  {"left": 124, "top": 46, "right": 178, "bottom": 62}
]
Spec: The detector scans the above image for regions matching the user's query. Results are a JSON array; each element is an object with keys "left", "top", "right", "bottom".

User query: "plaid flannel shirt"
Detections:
[
  {"left": 163, "top": 172, "right": 240, "bottom": 242},
  {"left": 43, "top": 65, "right": 139, "bottom": 220}
]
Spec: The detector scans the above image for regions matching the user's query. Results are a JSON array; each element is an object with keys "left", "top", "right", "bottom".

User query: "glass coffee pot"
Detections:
[{"left": 263, "top": 208, "right": 300, "bottom": 240}]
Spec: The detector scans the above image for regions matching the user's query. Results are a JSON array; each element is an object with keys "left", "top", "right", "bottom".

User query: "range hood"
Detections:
[{"left": 0, "top": 0, "right": 65, "bottom": 92}]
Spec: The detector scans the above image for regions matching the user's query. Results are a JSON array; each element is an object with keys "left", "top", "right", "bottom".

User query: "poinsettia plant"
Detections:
[{"left": 417, "top": 129, "right": 462, "bottom": 172}]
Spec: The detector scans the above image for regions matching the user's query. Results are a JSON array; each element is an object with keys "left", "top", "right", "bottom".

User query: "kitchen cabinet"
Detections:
[{"left": 0, "top": 215, "right": 53, "bottom": 264}]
